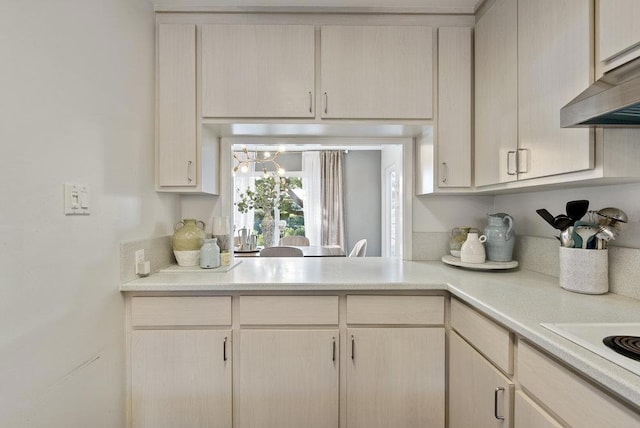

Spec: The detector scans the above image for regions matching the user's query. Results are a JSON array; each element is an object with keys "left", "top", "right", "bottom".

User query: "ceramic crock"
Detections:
[
  {"left": 173, "top": 219, "right": 206, "bottom": 266},
  {"left": 461, "top": 232, "right": 487, "bottom": 264}
]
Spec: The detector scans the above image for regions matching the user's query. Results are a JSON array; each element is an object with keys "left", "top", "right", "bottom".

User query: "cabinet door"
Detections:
[
  {"left": 598, "top": 0, "right": 640, "bottom": 65},
  {"left": 347, "top": 328, "right": 445, "bottom": 428},
  {"left": 515, "top": 391, "right": 562, "bottom": 428},
  {"left": 449, "top": 332, "right": 514, "bottom": 428},
  {"left": 320, "top": 25, "right": 433, "bottom": 119},
  {"left": 157, "top": 24, "right": 197, "bottom": 187},
  {"left": 131, "top": 329, "right": 231, "bottom": 428},
  {"left": 238, "top": 329, "right": 339, "bottom": 428},
  {"left": 474, "top": 0, "right": 518, "bottom": 186},
  {"left": 517, "top": 0, "right": 593, "bottom": 180},
  {"left": 437, "top": 27, "right": 472, "bottom": 188},
  {"left": 202, "top": 24, "right": 315, "bottom": 118}
]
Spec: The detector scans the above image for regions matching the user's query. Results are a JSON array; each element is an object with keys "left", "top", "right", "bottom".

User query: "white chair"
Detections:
[
  {"left": 260, "top": 246, "right": 304, "bottom": 257},
  {"left": 349, "top": 239, "right": 367, "bottom": 257},
  {"left": 279, "top": 235, "right": 310, "bottom": 246}
]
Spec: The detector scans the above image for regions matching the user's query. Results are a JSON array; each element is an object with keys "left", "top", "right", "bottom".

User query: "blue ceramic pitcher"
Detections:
[{"left": 484, "top": 213, "right": 515, "bottom": 262}]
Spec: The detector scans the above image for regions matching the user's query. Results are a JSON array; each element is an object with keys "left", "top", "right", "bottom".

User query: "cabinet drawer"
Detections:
[
  {"left": 239, "top": 296, "right": 338, "bottom": 325},
  {"left": 131, "top": 296, "right": 231, "bottom": 327},
  {"left": 450, "top": 298, "right": 512, "bottom": 374},
  {"left": 518, "top": 340, "right": 640, "bottom": 427},
  {"left": 347, "top": 295, "right": 444, "bottom": 325}
]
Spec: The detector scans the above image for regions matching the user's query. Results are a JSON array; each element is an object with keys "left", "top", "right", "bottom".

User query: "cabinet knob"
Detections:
[
  {"left": 324, "top": 92, "right": 328, "bottom": 114},
  {"left": 309, "top": 91, "right": 313, "bottom": 113},
  {"left": 441, "top": 162, "right": 448, "bottom": 184}
]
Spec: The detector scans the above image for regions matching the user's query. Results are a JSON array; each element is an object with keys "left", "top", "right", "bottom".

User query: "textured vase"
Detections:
[
  {"left": 484, "top": 213, "right": 515, "bottom": 262},
  {"left": 261, "top": 213, "right": 276, "bottom": 248},
  {"left": 173, "top": 219, "right": 206, "bottom": 266}
]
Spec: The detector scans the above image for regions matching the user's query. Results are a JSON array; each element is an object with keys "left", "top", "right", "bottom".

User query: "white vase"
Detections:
[
  {"left": 261, "top": 213, "right": 276, "bottom": 248},
  {"left": 461, "top": 232, "right": 487, "bottom": 264}
]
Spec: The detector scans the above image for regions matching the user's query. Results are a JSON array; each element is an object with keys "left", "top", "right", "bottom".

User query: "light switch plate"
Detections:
[{"left": 64, "top": 183, "right": 90, "bottom": 215}]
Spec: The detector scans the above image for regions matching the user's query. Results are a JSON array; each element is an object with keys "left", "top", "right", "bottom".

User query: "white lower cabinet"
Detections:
[
  {"left": 449, "top": 331, "right": 514, "bottom": 428},
  {"left": 347, "top": 327, "right": 445, "bottom": 428},
  {"left": 131, "top": 329, "right": 232, "bottom": 428},
  {"left": 518, "top": 340, "right": 640, "bottom": 427},
  {"left": 129, "top": 296, "right": 232, "bottom": 428},
  {"left": 514, "top": 391, "right": 562, "bottom": 428},
  {"left": 238, "top": 329, "right": 339, "bottom": 428}
]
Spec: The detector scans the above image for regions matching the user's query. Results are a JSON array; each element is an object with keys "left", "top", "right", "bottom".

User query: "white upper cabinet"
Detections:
[
  {"left": 320, "top": 25, "right": 433, "bottom": 119},
  {"left": 475, "top": 0, "right": 594, "bottom": 187},
  {"left": 201, "top": 24, "right": 315, "bottom": 118},
  {"left": 474, "top": 0, "right": 518, "bottom": 187},
  {"left": 597, "top": 0, "right": 640, "bottom": 73},
  {"left": 437, "top": 26, "right": 472, "bottom": 188},
  {"left": 157, "top": 23, "right": 198, "bottom": 188},
  {"left": 517, "top": 0, "right": 592, "bottom": 181}
]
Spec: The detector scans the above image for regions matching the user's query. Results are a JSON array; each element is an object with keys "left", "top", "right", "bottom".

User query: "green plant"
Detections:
[{"left": 236, "top": 176, "right": 290, "bottom": 216}]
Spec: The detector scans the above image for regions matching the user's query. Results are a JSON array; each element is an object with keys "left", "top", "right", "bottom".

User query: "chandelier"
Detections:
[{"left": 232, "top": 147, "right": 286, "bottom": 177}]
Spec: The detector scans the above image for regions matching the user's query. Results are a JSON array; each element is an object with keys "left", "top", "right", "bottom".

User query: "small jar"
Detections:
[{"left": 200, "top": 238, "right": 221, "bottom": 269}]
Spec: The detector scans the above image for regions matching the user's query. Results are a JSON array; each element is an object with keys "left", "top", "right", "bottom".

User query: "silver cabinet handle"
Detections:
[
  {"left": 517, "top": 148, "right": 529, "bottom": 173},
  {"left": 506, "top": 151, "right": 517, "bottom": 176},
  {"left": 441, "top": 162, "right": 448, "bottom": 184},
  {"left": 223, "top": 336, "right": 228, "bottom": 362},
  {"left": 309, "top": 91, "right": 313, "bottom": 113},
  {"left": 187, "top": 160, "right": 193, "bottom": 182},
  {"left": 351, "top": 335, "right": 355, "bottom": 360},
  {"left": 324, "top": 92, "right": 328, "bottom": 114},
  {"left": 494, "top": 387, "right": 505, "bottom": 420},
  {"left": 332, "top": 336, "right": 336, "bottom": 362}
]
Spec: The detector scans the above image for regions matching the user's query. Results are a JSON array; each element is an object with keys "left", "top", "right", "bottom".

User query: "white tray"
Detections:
[
  {"left": 441, "top": 255, "right": 518, "bottom": 271},
  {"left": 159, "top": 259, "right": 242, "bottom": 273}
]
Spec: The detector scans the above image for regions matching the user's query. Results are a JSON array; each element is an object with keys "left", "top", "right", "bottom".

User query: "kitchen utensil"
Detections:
[
  {"left": 571, "top": 221, "right": 599, "bottom": 249},
  {"left": 536, "top": 209, "right": 574, "bottom": 230},
  {"left": 560, "top": 227, "right": 574, "bottom": 248},
  {"left": 596, "top": 207, "right": 628, "bottom": 225},
  {"left": 554, "top": 214, "right": 574, "bottom": 231},
  {"left": 536, "top": 209, "right": 556, "bottom": 228},
  {"left": 566, "top": 200, "right": 589, "bottom": 223}
]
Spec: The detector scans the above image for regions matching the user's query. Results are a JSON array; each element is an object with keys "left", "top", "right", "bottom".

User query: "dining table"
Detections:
[{"left": 234, "top": 245, "right": 346, "bottom": 257}]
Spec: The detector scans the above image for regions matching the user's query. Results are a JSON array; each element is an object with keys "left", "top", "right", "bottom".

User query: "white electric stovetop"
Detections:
[{"left": 541, "top": 323, "right": 640, "bottom": 377}]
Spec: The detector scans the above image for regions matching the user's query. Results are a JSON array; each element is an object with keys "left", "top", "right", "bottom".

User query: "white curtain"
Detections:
[
  {"left": 302, "top": 151, "right": 321, "bottom": 246},
  {"left": 320, "top": 151, "right": 345, "bottom": 249}
]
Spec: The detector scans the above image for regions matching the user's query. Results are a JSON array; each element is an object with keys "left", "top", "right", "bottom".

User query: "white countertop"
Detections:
[{"left": 122, "top": 257, "right": 640, "bottom": 409}]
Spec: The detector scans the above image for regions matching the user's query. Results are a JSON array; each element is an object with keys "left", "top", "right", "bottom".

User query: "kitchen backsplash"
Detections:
[
  {"left": 412, "top": 232, "right": 640, "bottom": 300},
  {"left": 120, "top": 236, "right": 173, "bottom": 283}
]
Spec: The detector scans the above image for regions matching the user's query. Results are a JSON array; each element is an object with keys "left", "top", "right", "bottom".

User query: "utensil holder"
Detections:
[{"left": 559, "top": 247, "right": 608, "bottom": 294}]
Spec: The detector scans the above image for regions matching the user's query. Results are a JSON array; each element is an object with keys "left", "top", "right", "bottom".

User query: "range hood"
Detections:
[{"left": 561, "top": 57, "right": 640, "bottom": 127}]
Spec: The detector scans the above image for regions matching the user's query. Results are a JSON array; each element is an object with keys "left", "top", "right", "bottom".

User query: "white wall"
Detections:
[
  {"left": 344, "top": 151, "right": 382, "bottom": 255},
  {"left": 413, "top": 195, "right": 495, "bottom": 232},
  {"left": 0, "top": 0, "right": 179, "bottom": 426}
]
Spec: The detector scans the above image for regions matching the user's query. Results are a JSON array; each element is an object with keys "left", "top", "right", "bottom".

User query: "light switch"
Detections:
[{"left": 64, "top": 183, "right": 90, "bottom": 215}]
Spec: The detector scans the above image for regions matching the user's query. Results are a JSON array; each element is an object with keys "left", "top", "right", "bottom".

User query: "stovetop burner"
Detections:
[{"left": 603, "top": 336, "right": 640, "bottom": 362}]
